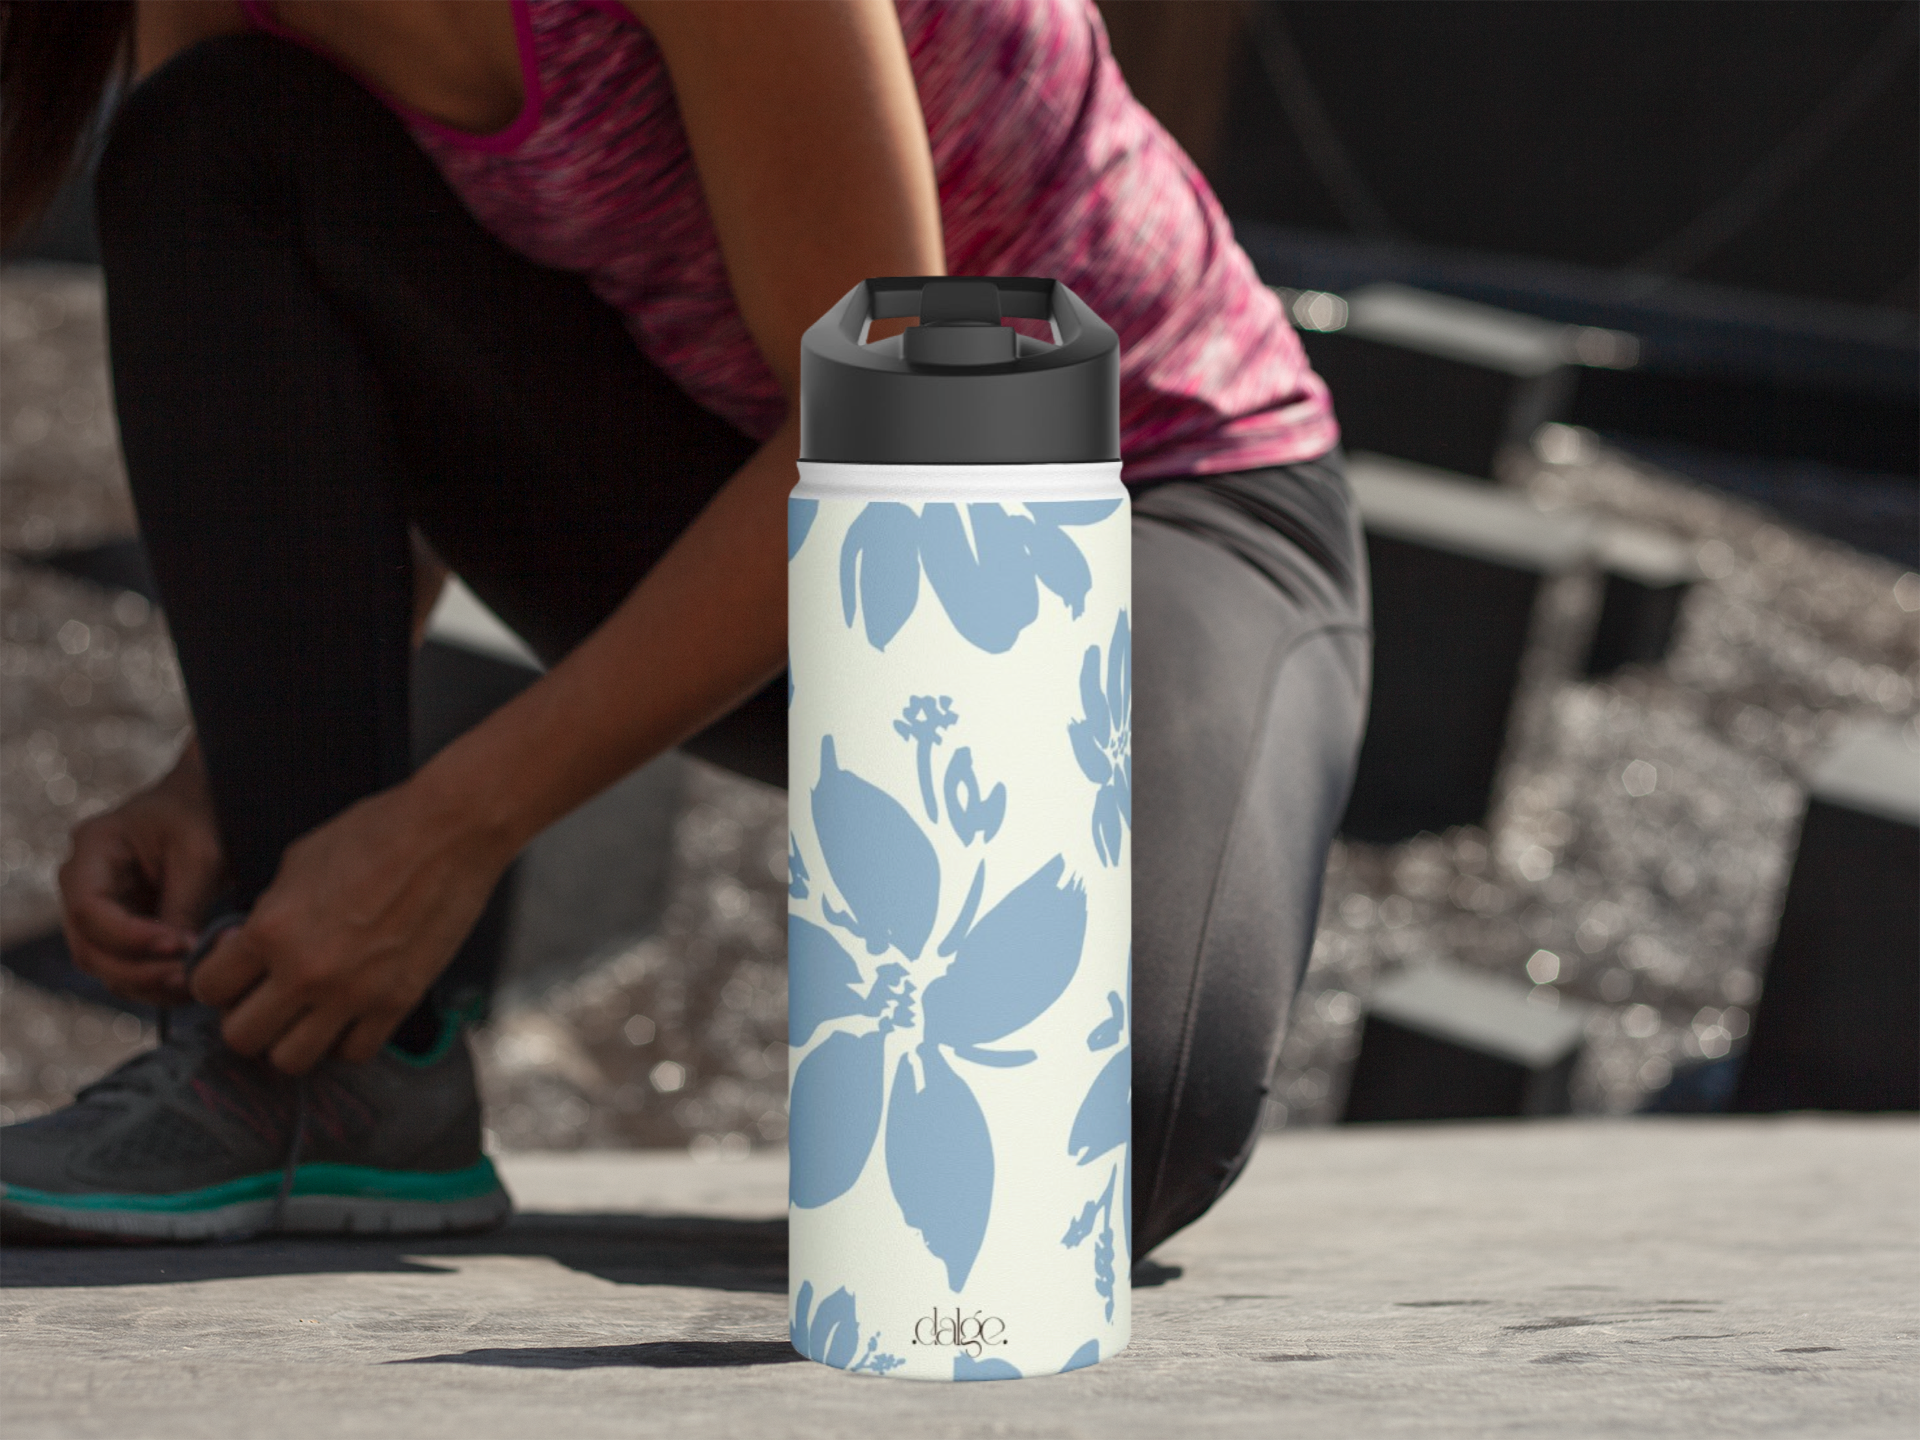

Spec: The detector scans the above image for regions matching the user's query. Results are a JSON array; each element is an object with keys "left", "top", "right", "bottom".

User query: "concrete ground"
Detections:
[{"left": 2, "top": 1117, "right": 1915, "bottom": 1439}]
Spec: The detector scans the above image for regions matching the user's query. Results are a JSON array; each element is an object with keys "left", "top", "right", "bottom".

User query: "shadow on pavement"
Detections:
[
  {"left": 392, "top": 1339, "right": 804, "bottom": 1369},
  {"left": 1132, "top": 1259, "right": 1182, "bottom": 1287},
  {"left": 0, "top": 1212, "right": 787, "bottom": 1293}
]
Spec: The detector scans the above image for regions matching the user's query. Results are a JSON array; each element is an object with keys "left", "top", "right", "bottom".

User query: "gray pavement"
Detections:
[{"left": 3, "top": 1116, "right": 1915, "bottom": 1438}]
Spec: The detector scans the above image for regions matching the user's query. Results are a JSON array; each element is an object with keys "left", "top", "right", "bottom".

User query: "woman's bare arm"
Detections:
[
  {"left": 426, "top": 0, "right": 942, "bottom": 838},
  {"left": 194, "top": 0, "right": 947, "bottom": 1071}
]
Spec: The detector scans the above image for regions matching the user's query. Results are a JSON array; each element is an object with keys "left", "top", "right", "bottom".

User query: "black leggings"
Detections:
[{"left": 96, "top": 36, "right": 1370, "bottom": 1255}]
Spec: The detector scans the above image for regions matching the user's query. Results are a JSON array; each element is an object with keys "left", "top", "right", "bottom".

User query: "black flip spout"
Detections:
[
  {"left": 904, "top": 278, "right": 1013, "bottom": 365},
  {"left": 800, "top": 275, "right": 1120, "bottom": 465}
]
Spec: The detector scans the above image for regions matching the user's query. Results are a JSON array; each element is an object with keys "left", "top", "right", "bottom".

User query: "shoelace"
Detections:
[{"left": 177, "top": 914, "right": 309, "bottom": 1234}]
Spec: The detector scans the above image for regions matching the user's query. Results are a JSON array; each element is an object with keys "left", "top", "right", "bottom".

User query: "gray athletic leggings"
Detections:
[{"left": 96, "top": 34, "right": 1370, "bottom": 1255}]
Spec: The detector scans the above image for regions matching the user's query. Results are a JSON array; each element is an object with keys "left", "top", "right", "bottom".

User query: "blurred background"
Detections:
[{"left": 2, "top": 1, "right": 1915, "bottom": 1152}]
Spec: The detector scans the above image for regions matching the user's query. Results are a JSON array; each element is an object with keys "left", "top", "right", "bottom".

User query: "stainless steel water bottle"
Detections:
[{"left": 787, "top": 277, "right": 1131, "bottom": 1380}]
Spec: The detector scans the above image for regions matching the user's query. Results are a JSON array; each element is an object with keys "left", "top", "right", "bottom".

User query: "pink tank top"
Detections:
[{"left": 241, "top": 0, "right": 1336, "bottom": 483}]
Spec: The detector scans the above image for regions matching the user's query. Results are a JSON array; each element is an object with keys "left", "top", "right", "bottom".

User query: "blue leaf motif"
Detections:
[
  {"left": 840, "top": 503, "right": 922, "bottom": 650},
  {"left": 1062, "top": 1193, "right": 1103, "bottom": 1247},
  {"left": 954, "top": 1353, "right": 1024, "bottom": 1381},
  {"left": 835, "top": 500, "right": 1117, "bottom": 655},
  {"left": 1092, "top": 786, "right": 1125, "bottom": 868},
  {"left": 789, "top": 1029, "right": 885, "bottom": 1208},
  {"left": 800, "top": 1283, "right": 862, "bottom": 1368},
  {"left": 813, "top": 736, "right": 940, "bottom": 959},
  {"left": 1060, "top": 1165, "right": 1121, "bottom": 1320},
  {"left": 1077, "top": 645, "right": 1111, "bottom": 742},
  {"left": 788, "top": 917, "right": 866, "bottom": 1047},
  {"left": 924, "top": 856, "right": 1087, "bottom": 1047},
  {"left": 788, "top": 498, "right": 818, "bottom": 560},
  {"left": 792, "top": 1287, "right": 906, "bottom": 1374},
  {"left": 1061, "top": 1339, "right": 1102, "bottom": 1372},
  {"left": 1088, "top": 991, "right": 1125, "bottom": 1051},
  {"left": 942, "top": 747, "right": 1006, "bottom": 846},
  {"left": 1068, "top": 1047, "right": 1130, "bottom": 1165},
  {"left": 790, "top": 1279, "right": 814, "bottom": 1354},
  {"left": 886, "top": 1047, "right": 993, "bottom": 1291},
  {"left": 1068, "top": 716, "right": 1110, "bottom": 786},
  {"left": 1026, "top": 517, "right": 1095, "bottom": 618},
  {"left": 813, "top": 1287, "right": 861, "bottom": 1368},
  {"left": 788, "top": 834, "right": 809, "bottom": 901},
  {"left": 917, "top": 504, "right": 1041, "bottom": 654},
  {"left": 1068, "top": 611, "right": 1132, "bottom": 868}
]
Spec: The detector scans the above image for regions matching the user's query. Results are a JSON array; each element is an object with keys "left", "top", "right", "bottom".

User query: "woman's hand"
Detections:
[
  {"left": 59, "top": 740, "right": 224, "bottom": 1006},
  {"left": 189, "top": 774, "right": 513, "bottom": 1074}
]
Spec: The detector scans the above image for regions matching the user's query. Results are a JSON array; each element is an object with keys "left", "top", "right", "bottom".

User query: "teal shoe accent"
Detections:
[
  {"left": 1, "top": 1157, "right": 503, "bottom": 1215},
  {"left": 1, "top": 1171, "right": 282, "bottom": 1214},
  {"left": 289, "top": 1157, "right": 503, "bottom": 1202},
  {"left": 384, "top": 998, "right": 482, "bottom": 1069}
]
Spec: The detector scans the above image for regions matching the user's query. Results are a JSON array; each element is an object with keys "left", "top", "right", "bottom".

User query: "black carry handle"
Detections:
[
  {"left": 843, "top": 276, "right": 1089, "bottom": 365},
  {"left": 863, "top": 275, "right": 1057, "bottom": 323}
]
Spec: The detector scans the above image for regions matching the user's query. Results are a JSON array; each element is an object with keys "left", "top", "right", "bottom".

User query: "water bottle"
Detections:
[{"left": 786, "top": 277, "right": 1132, "bottom": 1381}]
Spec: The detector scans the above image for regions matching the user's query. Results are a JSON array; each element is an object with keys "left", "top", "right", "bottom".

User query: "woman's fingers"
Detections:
[
  {"left": 190, "top": 925, "right": 269, "bottom": 1011},
  {"left": 214, "top": 965, "right": 307, "bottom": 1059},
  {"left": 59, "top": 830, "right": 191, "bottom": 963},
  {"left": 61, "top": 848, "right": 194, "bottom": 1007},
  {"left": 64, "top": 894, "right": 183, "bottom": 972},
  {"left": 268, "top": 1004, "right": 362, "bottom": 1077},
  {"left": 57, "top": 769, "right": 223, "bottom": 1008}
]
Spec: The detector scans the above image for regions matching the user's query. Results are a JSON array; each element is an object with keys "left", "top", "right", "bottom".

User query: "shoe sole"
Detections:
[{"left": 0, "top": 1158, "right": 511, "bottom": 1244}]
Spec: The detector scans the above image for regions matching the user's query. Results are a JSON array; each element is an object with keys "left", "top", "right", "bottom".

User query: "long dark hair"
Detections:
[{"left": 0, "top": 1, "right": 135, "bottom": 246}]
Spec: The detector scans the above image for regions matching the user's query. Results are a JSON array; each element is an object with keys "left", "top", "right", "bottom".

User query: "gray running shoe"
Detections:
[{"left": 0, "top": 1006, "right": 511, "bottom": 1243}]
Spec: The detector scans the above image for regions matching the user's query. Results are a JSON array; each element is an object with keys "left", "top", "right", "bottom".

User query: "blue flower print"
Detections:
[
  {"left": 1061, "top": 1339, "right": 1102, "bottom": 1372},
  {"left": 791, "top": 1281, "right": 904, "bottom": 1374},
  {"left": 788, "top": 834, "right": 809, "bottom": 900},
  {"left": 1063, "top": 978, "right": 1130, "bottom": 1320},
  {"left": 840, "top": 500, "right": 1121, "bottom": 653},
  {"left": 813, "top": 737, "right": 940, "bottom": 959},
  {"left": 893, "top": 696, "right": 1006, "bottom": 846},
  {"left": 893, "top": 696, "right": 958, "bottom": 821},
  {"left": 788, "top": 498, "right": 819, "bottom": 559},
  {"left": 1069, "top": 610, "right": 1132, "bottom": 867},
  {"left": 789, "top": 738, "right": 1088, "bottom": 1292},
  {"left": 953, "top": 1353, "right": 1024, "bottom": 1381},
  {"left": 941, "top": 748, "right": 1006, "bottom": 846}
]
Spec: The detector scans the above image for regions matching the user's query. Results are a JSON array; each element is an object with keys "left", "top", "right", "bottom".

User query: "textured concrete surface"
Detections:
[{"left": 2, "top": 1117, "right": 1914, "bottom": 1439}]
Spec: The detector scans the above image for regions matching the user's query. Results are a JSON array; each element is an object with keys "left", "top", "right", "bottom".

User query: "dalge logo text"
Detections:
[{"left": 911, "top": 1307, "right": 1009, "bottom": 1357}]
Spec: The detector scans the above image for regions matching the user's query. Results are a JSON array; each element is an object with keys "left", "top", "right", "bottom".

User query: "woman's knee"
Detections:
[{"left": 95, "top": 34, "right": 339, "bottom": 252}]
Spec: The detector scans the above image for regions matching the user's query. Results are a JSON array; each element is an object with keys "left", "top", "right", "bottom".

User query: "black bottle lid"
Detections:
[{"left": 799, "top": 276, "right": 1120, "bottom": 465}]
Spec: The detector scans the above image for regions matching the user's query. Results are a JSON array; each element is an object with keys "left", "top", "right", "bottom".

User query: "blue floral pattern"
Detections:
[
  {"left": 954, "top": 1353, "right": 1024, "bottom": 1381},
  {"left": 840, "top": 501, "right": 1121, "bottom": 653},
  {"left": 788, "top": 499, "right": 819, "bottom": 559},
  {"left": 791, "top": 1281, "right": 903, "bottom": 1375},
  {"left": 789, "top": 733, "right": 1088, "bottom": 1292},
  {"left": 1069, "top": 610, "right": 1132, "bottom": 866},
  {"left": 790, "top": 487, "right": 1129, "bottom": 1376},
  {"left": 1063, "top": 976, "right": 1130, "bottom": 1321}
]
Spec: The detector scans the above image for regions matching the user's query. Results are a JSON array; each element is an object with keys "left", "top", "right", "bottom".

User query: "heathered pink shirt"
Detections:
[{"left": 243, "top": 0, "right": 1336, "bottom": 484}]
